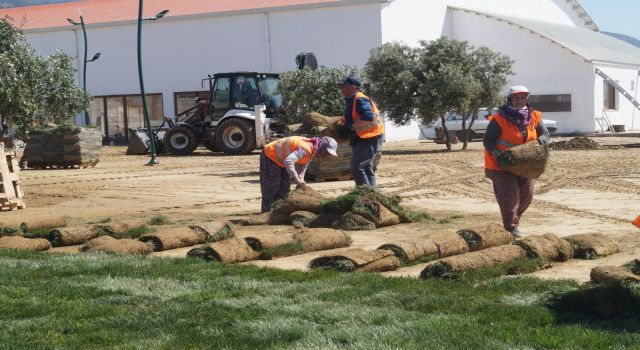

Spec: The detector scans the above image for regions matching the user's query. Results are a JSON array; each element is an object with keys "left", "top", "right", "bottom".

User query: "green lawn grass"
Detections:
[{"left": 1, "top": 250, "right": 639, "bottom": 349}]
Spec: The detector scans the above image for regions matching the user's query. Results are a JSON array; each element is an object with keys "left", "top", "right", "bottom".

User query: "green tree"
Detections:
[
  {"left": 365, "top": 38, "right": 513, "bottom": 150},
  {"left": 278, "top": 65, "right": 363, "bottom": 124},
  {"left": 0, "top": 18, "right": 90, "bottom": 138}
]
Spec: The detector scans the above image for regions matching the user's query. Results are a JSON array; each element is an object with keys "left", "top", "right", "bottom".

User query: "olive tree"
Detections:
[
  {"left": 365, "top": 38, "right": 513, "bottom": 150},
  {"left": 0, "top": 18, "right": 90, "bottom": 138},
  {"left": 278, "top": 65, "right": 363, "bottom": 124}
]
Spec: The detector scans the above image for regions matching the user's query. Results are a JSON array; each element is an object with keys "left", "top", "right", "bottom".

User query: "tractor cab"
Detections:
[{"left": 206, "top": 72, "right": 282, "bottom": 121}]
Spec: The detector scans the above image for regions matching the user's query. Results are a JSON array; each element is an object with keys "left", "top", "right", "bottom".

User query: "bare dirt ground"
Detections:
[{"left": 6, "top": 136, "right": 640, "bottom": 282}]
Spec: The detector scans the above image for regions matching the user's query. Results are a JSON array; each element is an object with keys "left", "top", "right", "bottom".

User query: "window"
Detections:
[
  {"left": 603, "top": 82, "right": 617, "bottom": 110},
  {"left": 89, "top": 94, "right": 164, "bottom": 144},
  {"left": 175, "top": 91, "right": 209, "bottom": 115},
  {"left": 528, "top": 94, "right": 572, "bottom": 112},
  {"left": 212, "top": 77, "right": 231, "bottom": 110}
]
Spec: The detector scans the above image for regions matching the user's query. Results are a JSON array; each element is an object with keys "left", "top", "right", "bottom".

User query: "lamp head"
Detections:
[{"left": 66, "top": 18, "right": 80, "bottom": 25}]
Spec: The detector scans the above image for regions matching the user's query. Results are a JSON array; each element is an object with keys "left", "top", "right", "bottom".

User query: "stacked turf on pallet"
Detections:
[
  {"left": 23, "top": 124, "right": 102, "bottom": 169},
  {"left": 286, "top": 112, "right": 380, "bottom": 182}
]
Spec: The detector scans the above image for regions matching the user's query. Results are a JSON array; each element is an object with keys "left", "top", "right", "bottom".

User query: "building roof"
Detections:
[
  {"left": 0, "top": 0, "right": 381, "bottom": 31},
  {"left": 449, "top": 6, "right": 640, "bottom": 67}
]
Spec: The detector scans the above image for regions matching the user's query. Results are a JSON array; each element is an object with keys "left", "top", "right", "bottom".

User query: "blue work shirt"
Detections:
[{"left": 343, "top": 92, "right": 375, "bottom": 130}]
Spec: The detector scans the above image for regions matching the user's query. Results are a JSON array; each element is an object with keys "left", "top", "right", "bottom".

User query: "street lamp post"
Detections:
[
  {"left": 137, "top": 1, "right": 169, "bottom": 166},
  {"left": 67, "top": 13, "right": 101, "bottom": 126}
]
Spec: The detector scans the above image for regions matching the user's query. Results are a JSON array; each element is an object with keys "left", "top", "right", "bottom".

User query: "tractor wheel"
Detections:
[
  {"left": 164, "top": 126, "right": 198, "bottom": 155},
  {"left": 456, "top": 130, "right": 475, "bottom": 142},
  {"left": 216, "top": 118, "right": 256, "bottom": 155},
  {"left": 203, "top": 140, "right": 220, "bottom": 152}
]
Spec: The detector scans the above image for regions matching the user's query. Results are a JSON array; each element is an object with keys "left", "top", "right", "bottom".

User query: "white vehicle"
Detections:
[{"left": 419, "top": 108, "right": 558, "bottom": 140}]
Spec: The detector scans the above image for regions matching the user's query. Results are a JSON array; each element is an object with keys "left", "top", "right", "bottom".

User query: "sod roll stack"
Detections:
[
  {"left": 309, "top": 249, "right": 401, "bottom": 272},
  {"left": 420, "top": 245, "right": 528, "bottom": 278},
  {"left": 564, "top": 233, "right": 618, "bottom": 260},
  {"left": 515, "top": 234, "right": 573, "bottom": 261},
  {"left": 189, "top": 220, "right": 236, "bottom": 242},
  {"left": 139, "top": 227, "right": 207, "bottom": 251},
  {"left": 24, "top": 125, "right": 102, "bottom": 168},
  {"left": 0, "top": 236, "right": 51, "bottom": 251},
  {"left": 82, "top": 236, "right": 153, "bottom": 255}
]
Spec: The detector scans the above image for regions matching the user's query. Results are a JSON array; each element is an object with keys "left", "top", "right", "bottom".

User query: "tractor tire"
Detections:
[
  {"left": 456, "top": 130, "right": 475, "bottom": 142},
  {"left": 203, "top": 140, "right": 220, "bottom": 152},
  {"left": 216, "top": 118, "right": 256, "bottom": 155},
  {"left": 164, "top": 126, "right": 198, "bottom": 155}
]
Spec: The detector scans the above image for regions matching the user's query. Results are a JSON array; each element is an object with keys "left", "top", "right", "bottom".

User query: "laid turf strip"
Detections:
[
  {"left": 514, "top": 234, "right": 573, "bottom": 261},
  {"left": 564, "top": 233, "right": 618, "bottom": 260},
  {"left": 48, "top": 226, "right": 99, "bottom": 247},
  {"left": 82, "top": 236, "right": 153, "bottom": 255},
  {"left": 377, "top": 238, "right": 438, "bottom": 263},
  {"left": 309, "top": 248, "right": 401, "bottom": 272},
  {"left": 591, "top": 266, "right": 640, "bottom": 284},
  {"left": 187, "top": 237, "right": 260, "bottom": 263},
  {"left": 139, "top": 227, "right": 206, "bottom": 251},
  {"left": 189, "top": 220, "right": 236, "bottom": 242},
  {"left": 20, "top": 217, "right": 67, "bottom": 233},
  {"left": 421, "top": 245, "right": 529, "bottom": 278},
  {"left": 456, "top": 224, "right": 513, "bottom": 251},
  {"left": 0, "top": 236, "right": 51, "bottom": 251}
]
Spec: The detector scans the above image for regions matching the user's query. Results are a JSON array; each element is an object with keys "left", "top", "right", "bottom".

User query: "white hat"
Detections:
[
  {"left": 508, "top": 85, "right": 530, "bottom": 96},
  {"left": 321, "top": 136, "right": 338, "bottom": 157}
]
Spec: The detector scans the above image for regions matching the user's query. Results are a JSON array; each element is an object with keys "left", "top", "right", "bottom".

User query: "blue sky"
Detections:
[{"left": 579, "top": 0, "right": 640, "bottom": 38}]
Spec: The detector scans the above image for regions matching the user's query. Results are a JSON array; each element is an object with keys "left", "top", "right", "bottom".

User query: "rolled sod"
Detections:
[
  {"left": 244, "top": 232, "right": 297, "bottom": 251},
  {"left": 82, "top": 236, "right": 153, "bottom": 255},
  {"left": 433, "top": 233, "right": 470, "bottom": 258},
  {"left": 0, "top": 236, "right": 51, "bottom": 251},
  {"left": 309, "top": 249, "right": 401, "bottom": 272},
  {"left": 186, "top": 237, "right": 260, "bottom": 263},
  {"left": 515, "top": 234, "right": 573, "bottom": 261},
  {"left": 352, "top": 198, "right": 400, "bottom": 228},
  {"left": 272, "top": 187, "right": 325, "bottom": 214},
  {"left": 456, "top": 224, "right": 513, "bottom": 251},
  {"left": 20, "top": 217, "right": 67, "bottom": 233},
  {"left": 243, "top": 211, "right": 290, "bottom": 226},
  {"left": 289, "top": 211, "right": 317, "bottom": 227},
  {"left": 377, "top": 238, "right": 439, "bottom": 263},
  {"left": 500, "top": 141, "right": 549, "bottom": 179},
  {"left": 94, "top": 221, "right": 144, "bottom": 235},
  {"left": 591, "top": 266, "right": 640, "bottom": 284},
  {"left": 48, "top": 226, "right": 100, "bottom": 247},
  {"left": 139, "top": 226, "right": 206, "bottom": 251},
  {"left": 189, "top": 220, "right": 236, "bottom": 242},
  {"left": 420, "top": 245, "right": 528, "bottom": 278},
  {"left": 564, "top": 233, "right": 618, "bottom": 260},
  {"left": 294, "top": 228, "right": 351, "bottom": 251},
  {"left": 333, "top": 212, "right": 376, "bottom": 231}
]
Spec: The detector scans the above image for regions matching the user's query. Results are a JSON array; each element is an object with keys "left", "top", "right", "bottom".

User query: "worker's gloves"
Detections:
[{"left": 537, "top": 138, "right": 551, "bottom": 155}]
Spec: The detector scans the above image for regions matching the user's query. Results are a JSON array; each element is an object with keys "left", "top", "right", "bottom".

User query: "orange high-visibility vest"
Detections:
[
  {"left": 484, "top": 111, "right": 541, "bottom": 171},
  {"left": 264, "top": 136, "right": 314, "bottom": 168},
  {"left": 340, "top": 92, "right": 384, "bottom": 139}
]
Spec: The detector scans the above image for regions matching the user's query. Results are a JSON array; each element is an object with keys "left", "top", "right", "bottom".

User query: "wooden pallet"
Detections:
[
  {"left": 0, "top": 144, "right": 25, "bottom": 210},
  {"left": 307, "top": 170, "right": 352, "bottom": 183}
]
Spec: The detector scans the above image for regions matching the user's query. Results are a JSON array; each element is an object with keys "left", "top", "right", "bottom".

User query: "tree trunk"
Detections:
[
  {"left": 461, "top": 109, "right": 478, "bottom": 151},
  {"left": 441, "top": 114, "right": 452, "bottom": 151},
  {"left": 461, "top": 111, "right": 468, "bottom": 150}
]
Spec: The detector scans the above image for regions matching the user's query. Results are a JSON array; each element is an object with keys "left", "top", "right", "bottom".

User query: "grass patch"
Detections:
[
  {"left": 147, "top": 214, "right": 173, "bottom": 226},
  {"left": 424, "top": 258, "right": 549, "bottom": 281},
  {"left": 1, "top": 251, "right": 639, "bottom": 349},
  {"left": 0, "top": 227, "right": 20, "bottom": 236},
  {"left": 21, "top": 229, "right": 54, "bottom": 239},
  {"left": 547, "top": 282, "right": 640, "bottom": 321},
  {"left": 437, "top": 215, "right": 464, "bottom": 225},
  {"left": 258, "top": 242, "right": 307, "bottom": 260}
]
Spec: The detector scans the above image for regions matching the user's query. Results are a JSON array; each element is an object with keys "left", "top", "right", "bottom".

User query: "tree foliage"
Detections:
[
  {"left": 278, "top": 65, "right": 363, "bottom": 124},
  {"left": 0, "top": 18, "right": 90, "bottom": 138},
  {"left": 365, "top": 38, "right": 513, "bottom": 150}
]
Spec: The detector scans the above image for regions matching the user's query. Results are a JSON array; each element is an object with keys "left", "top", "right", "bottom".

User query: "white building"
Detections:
[{"left": 2, "top": 0, "right": 639, "bottom": 142}]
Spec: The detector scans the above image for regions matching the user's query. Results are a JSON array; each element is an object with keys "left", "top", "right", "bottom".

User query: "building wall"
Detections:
[
  {"left": 594, "top": 65, "right": 640, "bottom": 131},
  {"left": 381, "top": 0, "right": 589, "bottom": 45},
  {"left": 449, "top": 9, "right": 596, "bottom": 133},
  {"left": 22, "top": 3, "right": 382, "bottom": 123}
]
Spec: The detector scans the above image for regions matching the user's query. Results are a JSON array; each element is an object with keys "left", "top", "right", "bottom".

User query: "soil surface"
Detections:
[{"left": 6, "top": 136, "right": 640, "bottom": 283}]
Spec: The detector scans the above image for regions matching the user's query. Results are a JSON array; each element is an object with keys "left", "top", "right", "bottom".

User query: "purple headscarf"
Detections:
[
  {"left": 308, "top": 136, "right": 332, "bottom": 153},
  {"left": 498, "top": 96, "right": 532, "bottom": 128}
]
